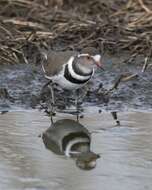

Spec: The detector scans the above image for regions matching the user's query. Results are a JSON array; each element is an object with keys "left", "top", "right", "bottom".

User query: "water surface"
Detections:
[{"left": 0, "top": 110, "right": 152, "bottom": 190}]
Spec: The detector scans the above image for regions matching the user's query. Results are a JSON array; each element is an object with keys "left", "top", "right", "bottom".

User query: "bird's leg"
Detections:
[
  {"left": 48, "top": 81, "right": 56, "bottom": 124},
  {"left": 80, "top": 85, "right": 90, "bottom": 100},
  {"left": 111, "top": 112, "right": 120, "bottom": 126},
  {"left": 75, "top": 89, "right": 81, "bottom": 122},
  {"left": 75, "top": 87, "right": 87, "bottom": 121},
  {"left": 42, "top": 80, "right": 53, "bottom": 89},
  {"left": 49, "top": 83, "right": 55, "bottom": 105}
]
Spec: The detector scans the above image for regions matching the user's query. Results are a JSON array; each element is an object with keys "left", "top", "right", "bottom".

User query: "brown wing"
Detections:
[
  {"left": 81, "top": 47, "right": 100, "bottom": 55},
  {"left": 42, "top": 50, "right": 76, "bottom": 77}
]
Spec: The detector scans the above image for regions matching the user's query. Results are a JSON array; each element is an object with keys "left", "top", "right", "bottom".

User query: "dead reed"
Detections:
[{"left": 0, "top": 0, "right": 151, "bottom": 66}]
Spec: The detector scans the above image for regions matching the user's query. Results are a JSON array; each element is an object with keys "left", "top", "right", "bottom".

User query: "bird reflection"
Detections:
[{"left": 42, "top": 119, "right": 100, "bottom": 170}]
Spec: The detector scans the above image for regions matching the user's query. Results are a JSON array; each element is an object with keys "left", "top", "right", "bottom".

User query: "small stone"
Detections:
[
  {"left": 52, "top": 112, "right": 56, "bottom": 116},
  {"left": 80, "top": 115, "right": 84, "bottom": 119},
  {"left": 98, "top": 109, "right": 102, "bottom": 113}
]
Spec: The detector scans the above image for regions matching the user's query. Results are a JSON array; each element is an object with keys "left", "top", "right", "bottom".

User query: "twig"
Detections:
[
  {"left": 3, "top": 19, "right": 46, "bottom": 30},
  {"left": 106, "top": 73, "right": 138, "bottom": 94},
  {"left": 142, "top": 57, "right": 149, "bottom": 72},
  {"left": 1, "top": 0, "right": 46, "bottom": 9},
  {"left": 137, "top": 0, "right": 152, "bottom": 13},
  {"left": 0, "top": 25, "right": 13, "bottom": 38},
  {"left": 24, "top": 31, "right": 54, "bottom": 39},
  {"left": 0, "top": 55, "right": 13, "bottom": 64}
]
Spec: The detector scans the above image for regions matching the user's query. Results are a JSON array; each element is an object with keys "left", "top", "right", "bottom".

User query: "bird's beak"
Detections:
[
  {"left": 95, "top": 61, "right": 104, "bottom": 71},
  {"left": 92, "top": 55, "right": 104, "bottom": 71}
]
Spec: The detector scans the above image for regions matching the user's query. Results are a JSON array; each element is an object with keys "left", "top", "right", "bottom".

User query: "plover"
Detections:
[
  {"left": 41, "top": 48, "right": 103, "bottom": 120},
  {"left": 42, "top": 119, "right": 100, "bottom": 170},
  {"left": 42, "top": 49, "right": 102, "bottom": 89}
]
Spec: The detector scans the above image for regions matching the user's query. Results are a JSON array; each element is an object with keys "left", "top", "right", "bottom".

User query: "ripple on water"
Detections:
[{"left": 0, "top": 111, "right": 152, "bottom": 190}]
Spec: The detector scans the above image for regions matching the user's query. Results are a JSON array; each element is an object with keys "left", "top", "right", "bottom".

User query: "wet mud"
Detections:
[{"left": 0, "top": 54, "right": 152, "bottom": 112}]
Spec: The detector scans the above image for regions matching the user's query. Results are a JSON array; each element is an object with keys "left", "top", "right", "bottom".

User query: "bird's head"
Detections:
[
  {"left": 75, "top": 151, "right": 100, "bottom": 170},
  {"left": 79, "top": 53, "right": 103, "bottom": 69},
  {"left": 72, "top": 47, "right": 104, "bottom": 74},
  {"left": 81, "top": 47, "right": 103, "bottom": 70}
]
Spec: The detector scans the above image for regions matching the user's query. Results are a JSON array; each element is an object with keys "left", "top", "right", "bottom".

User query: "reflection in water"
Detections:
[
  {"left": 42, "top": 119, "right": 100, "bottom": 170},
  {"left": 0, "top": 111, "right": 152, "bottom": 190}
]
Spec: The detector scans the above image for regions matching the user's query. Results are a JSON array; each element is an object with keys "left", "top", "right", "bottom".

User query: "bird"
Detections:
[
  {"left": 42, "top": 119, "right": 100, "bottom": 170},
  {"left": 41, "top": 48, "right": 103, "bottom": 121}
]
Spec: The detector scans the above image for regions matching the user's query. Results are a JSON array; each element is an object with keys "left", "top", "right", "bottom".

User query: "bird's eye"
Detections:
[{"left": 87, "top": 56, "right": 90, "bottom": 60}]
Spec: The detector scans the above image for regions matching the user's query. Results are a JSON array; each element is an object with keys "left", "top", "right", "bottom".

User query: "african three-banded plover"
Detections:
[{"left": 41, "top": 48, "right": 103, "bottom": 120}]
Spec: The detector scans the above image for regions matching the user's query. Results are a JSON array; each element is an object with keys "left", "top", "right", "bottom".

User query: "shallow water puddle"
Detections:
[{"left": 0, "top": 110, "right": 152, "bottom": 190}]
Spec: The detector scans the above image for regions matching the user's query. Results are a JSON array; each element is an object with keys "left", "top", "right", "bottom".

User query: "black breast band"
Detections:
[
  {"left": 72, "top": 61, "right": 92, "bottom": 76},
  {"left": 64, "top": 65, "right": 91, "bottom": 84}
]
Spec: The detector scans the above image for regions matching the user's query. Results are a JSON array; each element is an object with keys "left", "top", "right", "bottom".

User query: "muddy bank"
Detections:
[{"left": 0, "top": 53, "right": 152, "bottom": 112}]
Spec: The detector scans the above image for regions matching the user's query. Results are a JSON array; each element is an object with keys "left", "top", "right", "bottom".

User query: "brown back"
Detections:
[
  {"left": 43, "top": 50, "right": 76, "bottom": 76},
  {"left": 81, "top": 47, "right": 100, "bottom": 55}
]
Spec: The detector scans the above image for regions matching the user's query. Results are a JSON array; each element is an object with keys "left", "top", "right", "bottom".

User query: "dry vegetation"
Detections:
[{"left": 0, "top": 0, "right": 152, "bottom": 65}]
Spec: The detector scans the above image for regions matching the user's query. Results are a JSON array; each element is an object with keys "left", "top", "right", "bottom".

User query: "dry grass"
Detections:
[{"left": 0, "top": 0, "right": 151, "bottom": 65}]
